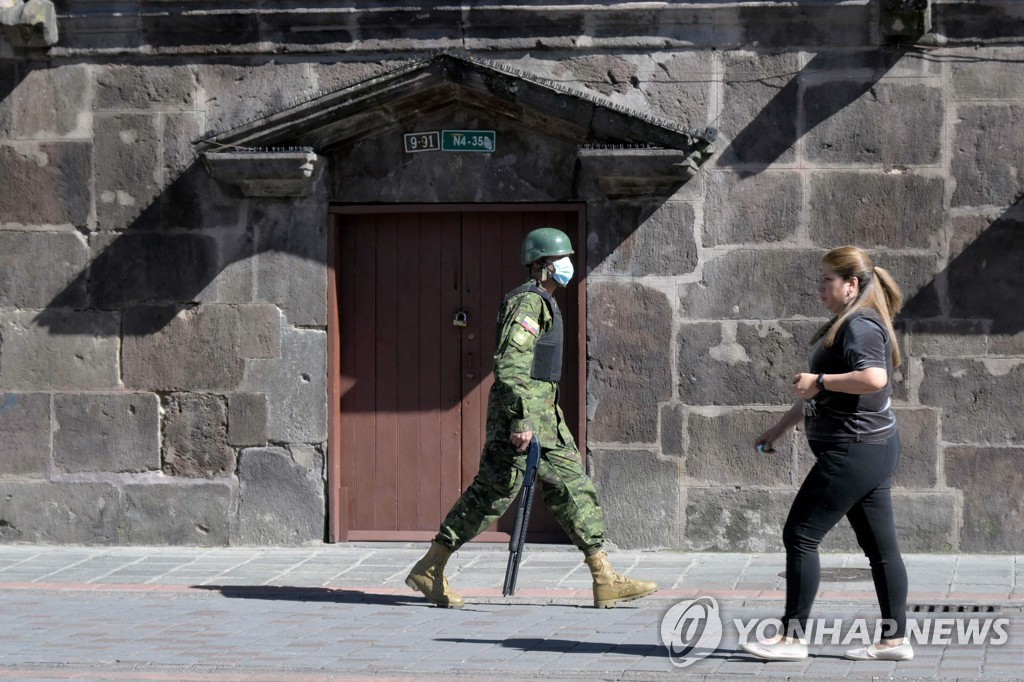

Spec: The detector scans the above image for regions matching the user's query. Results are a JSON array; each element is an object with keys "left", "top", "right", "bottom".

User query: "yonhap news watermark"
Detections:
[{"left": 660, "top": 596, "right": 1011, "bottom": 668}]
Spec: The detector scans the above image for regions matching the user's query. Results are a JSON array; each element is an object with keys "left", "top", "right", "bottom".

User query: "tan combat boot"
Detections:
[
  {"left": 584, "top": 551, "right": 659, "bottom": 608},
  {"left": 404, "top": 540, "right": 465, "bottom": 608}
]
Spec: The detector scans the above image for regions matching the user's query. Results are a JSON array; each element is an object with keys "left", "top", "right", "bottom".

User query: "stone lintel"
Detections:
[{"left": 201, "top": 150, "right": 322, "bottom": 197}]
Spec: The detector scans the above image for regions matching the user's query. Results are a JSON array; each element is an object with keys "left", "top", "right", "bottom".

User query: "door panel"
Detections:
[{"left": 334, "top": 206, "right": 583, "bottom": 541}]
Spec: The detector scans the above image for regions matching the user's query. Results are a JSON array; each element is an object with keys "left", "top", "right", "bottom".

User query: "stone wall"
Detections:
[{"left": 0, "top": 1, "right": 1022, "bottom": 550}]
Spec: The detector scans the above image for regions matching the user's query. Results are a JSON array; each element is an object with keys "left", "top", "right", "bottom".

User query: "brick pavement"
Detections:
[{"left": 0, "top": 544, "right": 1020, "bottom": 680}]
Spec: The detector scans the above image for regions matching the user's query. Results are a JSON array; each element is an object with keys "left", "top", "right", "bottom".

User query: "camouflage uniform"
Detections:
[{"left": 435, "top": 281, "right": 605, "bottom": 554}]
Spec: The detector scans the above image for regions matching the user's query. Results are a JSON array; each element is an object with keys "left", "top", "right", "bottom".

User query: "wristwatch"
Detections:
[{"left": 816, "top": 373, "right": 826, "bottom": 392}]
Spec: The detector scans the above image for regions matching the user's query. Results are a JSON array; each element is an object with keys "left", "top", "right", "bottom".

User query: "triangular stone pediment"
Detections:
[
  {"left": 198, "top": 52, "right": 714, "bottom": 152},
  {"left": 198, "top": 52, "right": 715, "bottom": 197}
]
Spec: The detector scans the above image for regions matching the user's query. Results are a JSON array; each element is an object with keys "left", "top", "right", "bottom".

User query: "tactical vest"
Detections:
[{"left": 500, "top": 283, "right": 563, "bottom": 382}]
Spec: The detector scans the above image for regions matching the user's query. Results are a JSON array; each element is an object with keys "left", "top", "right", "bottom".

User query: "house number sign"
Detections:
[{"left": 404, "top": 130, "right": 497, "bottom": 153}]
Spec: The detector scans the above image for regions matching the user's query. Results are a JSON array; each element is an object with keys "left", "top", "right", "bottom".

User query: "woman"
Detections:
[{"left": 740, "top": 246, "right": 913, "bottom": 662}]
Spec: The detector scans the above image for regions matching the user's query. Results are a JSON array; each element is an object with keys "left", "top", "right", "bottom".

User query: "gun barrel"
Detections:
[{"left": 501, "top": 437, "right": 541, "bottom": 597}]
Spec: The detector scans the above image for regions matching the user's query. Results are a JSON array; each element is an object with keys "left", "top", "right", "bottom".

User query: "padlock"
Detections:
[{"left": 453, "top": 311, "right": 468, "bottom": 327}]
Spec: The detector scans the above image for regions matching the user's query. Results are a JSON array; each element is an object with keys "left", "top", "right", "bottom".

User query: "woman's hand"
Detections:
[
  {"left": 791, "top": 372, "right": 821, "bottom": 400},
  {"left": 754, "top": 429, "right": 778, "bottom": 453}
]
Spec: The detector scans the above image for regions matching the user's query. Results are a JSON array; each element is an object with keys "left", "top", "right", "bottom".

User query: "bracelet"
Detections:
[{"left": 816, "top": 373, "right": 826, "bottom": 391}]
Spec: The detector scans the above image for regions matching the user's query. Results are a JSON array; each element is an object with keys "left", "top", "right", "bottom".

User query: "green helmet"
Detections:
[{"left": 521, "top": 227, "right": 574, "bottom": 265}]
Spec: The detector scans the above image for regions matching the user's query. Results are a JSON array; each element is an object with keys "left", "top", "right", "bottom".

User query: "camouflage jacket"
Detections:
[{"left": 485, "top": 281, "right": 573, "bottom": 448}]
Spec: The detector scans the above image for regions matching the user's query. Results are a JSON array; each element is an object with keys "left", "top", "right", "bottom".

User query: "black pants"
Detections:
[{"left": 781, "top": 433, "right": 908, "bottom": 639}]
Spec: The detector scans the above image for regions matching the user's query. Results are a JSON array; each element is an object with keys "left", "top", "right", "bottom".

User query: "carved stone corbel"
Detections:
[{"left": 0, "top": 0, "right": 58, "bottom": 48}]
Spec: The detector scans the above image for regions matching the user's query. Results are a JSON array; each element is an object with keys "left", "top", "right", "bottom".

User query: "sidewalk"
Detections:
[{"left": 0, "top": 544, "right": 1020, "bottom": 680}]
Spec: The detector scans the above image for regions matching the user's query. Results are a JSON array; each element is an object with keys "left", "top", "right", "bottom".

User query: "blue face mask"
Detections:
[{"left": 550, "top": 256, "right": 574, "bottom": 287}]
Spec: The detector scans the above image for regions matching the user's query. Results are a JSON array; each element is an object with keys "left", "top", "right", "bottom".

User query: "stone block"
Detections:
[
  {"left": 53, "top": 393, "right": 160, "bottom": 474},
  {"left": 683, "top": 487, "right": 792, "bottom": 551},
  {"left": 805, "top": 82, "right": 942, "bottom": 166},
  {"left": 878, "top": 252, "right": 942, "bottom": 320},
  {"left": 253, "top": 198, "right": 329, "bottom": 326},
  {"left": 196, "top": 229, "right": 255, "bottom": 305},
  {"left": 88, "top": 232, "right": 219, "bottom": 307},
  {"left": 946, "top": 446, "right": 1024, "bottom": 552},
  {"left": 591, "top": 449, "right": 681, "bottom": 550},
  {"left": 908, "top": 319, "right": 988, "bottom": 357},
  {"left": 0, "top": 310, "right": 119, "bottom": 390},
  {"left": 123, "top": 305, "right": 245, "bottom": 391},
  {"left": 679, "top": 250, "right": 823, "bottom": 319},
  {"left": 684, "top": 486, "right": 956, "bottom": 552},
  {"left": 920, "top": 358, "right": 1024, "bottom": 445},
  {"left": 687, "top": 409, "right": 797, "bottom": 485},
  {"left": 161, "top": 393, "right": 234, "bottom": 478},
  {"left": 312, "top": 61, "right": 389, "bottom": 96},
  {"left": 718, "top": 52, "right": 801, "bottom": 167},
  {"left": 704, "top": 171, "right": 800, "bottom": 246},
  {"left": 0, "top": 482, "right": 120, "bottom": 544},
  {"left": 587, "top": 200, "right": 697, "bottom": 277},
  {"left": 887, "top": 492, "right": 958, "bottom": 553},
  {"left": 124, "top": 481, "right": 235, "bottom": 546},
  {"left": 162, "top": 112, "right": 204, "bottom": 179},
  {"left": 891, "top": 408, "right": 940, "bottom": 488},
  {"left": 0, "top": 142, "right": 91, "bottom": 227},
  {"left": 587, "top": 282, "right": 672, "bottom": 443},
  {"left": 737, "top": 5, "right": 872, "bottom": 48},
  {"left": 640, "top": 52, "right": 712, "bottom": 125},
  {"left": 0, "top": 62, "right": 15, "bottom": 136},
  {"left": 660, "top": 404, "right": 685, "bottom": 457},
  {"left": 808, "top": 172, "right": 944, "bottom": 249},
  {"left": 93, "top": 113, "right": 162, "bottom": 231},
  {"left": 946, "top": 212, "right": 1024, "bottom": 335},
  {"left": 10, "top": 64, "right": 90, "bottom": 138},
  {"left": 952, "top": 105, "right": 1024, "bottom": 208},
  {"left": 241, "top": 328, "right": 327, "bottom": 443},
  {"left": 796, "top": 409, "right": 939, "bottom": 489},
  {"left": 0, "top": 393, "right": 50, "bottom": 477},
  {"left": 228, "top": 393, "right": 268, "bottom": 447},
  {"left": 949, "top": 47, "right": 1024, "bottom": 100},
  {"left": 678, "top": 320, "right": 823, "bottom": 405},
  {"left": 95, "top": 64, "right": 197, "bottom": 110},
  {"left": 236, "top": 447, "right": 324, "bottom": 545},
  {"left": 196, "top": 63, "right": 316, "bottom": 138},
  {"left": 156, "top": 163, "right": 245, "bottom": 232},
  {"left": 0, "top": 231, "right": 88, "bottom": 308},
  {"left": 237, "top": 304, "right": 281, "bottom": 359}
]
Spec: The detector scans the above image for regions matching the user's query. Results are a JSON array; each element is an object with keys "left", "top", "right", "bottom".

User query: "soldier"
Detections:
[{"left": 406, "top": 227, "right": 658, "bottom": 609}]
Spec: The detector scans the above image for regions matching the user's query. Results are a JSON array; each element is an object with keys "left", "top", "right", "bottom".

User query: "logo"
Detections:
[{"left": 660, "top": 596, "right": 723, "bottom": 668}]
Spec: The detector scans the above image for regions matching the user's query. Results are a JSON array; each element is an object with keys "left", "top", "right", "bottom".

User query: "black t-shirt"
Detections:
[{"left": 804, "top": 310, "right": 896, "bottom": 443}]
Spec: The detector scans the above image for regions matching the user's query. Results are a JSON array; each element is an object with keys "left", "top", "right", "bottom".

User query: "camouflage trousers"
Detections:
[{"left": 435, "top": 439, "right": 605, "bottom": 554}]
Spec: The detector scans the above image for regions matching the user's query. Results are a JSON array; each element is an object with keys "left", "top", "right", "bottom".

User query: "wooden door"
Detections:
[{"left": 328, "top": 206, "right": 585, "bottom": 542}]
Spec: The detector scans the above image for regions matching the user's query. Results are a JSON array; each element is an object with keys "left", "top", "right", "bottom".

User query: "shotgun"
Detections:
[{"left": 502, "top": 436, "right": 541, "bottom": 596}]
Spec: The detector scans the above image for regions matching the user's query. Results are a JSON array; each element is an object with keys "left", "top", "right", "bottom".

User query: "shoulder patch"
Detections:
[
  {"left": 511, "top": 328, "right": 532, "bottom": 348},
  {"left": 519, "top": 315, "right": 540, "bottom": 336}
]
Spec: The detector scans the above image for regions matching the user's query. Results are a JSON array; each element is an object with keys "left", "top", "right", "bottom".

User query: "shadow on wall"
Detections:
[
  {"left": 722, "top": 49, "right": 907, "bottom": 174},
  {"left": 33, "top": 161, "right": 326, "bottom": 337},
  {"left": 902, "top": 195, "right": 1024, "bottom": 334}
]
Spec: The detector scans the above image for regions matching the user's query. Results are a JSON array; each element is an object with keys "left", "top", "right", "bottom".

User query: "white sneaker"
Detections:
[
  {"left": 844, "top": 641, "right": 914, "bottom": 661},
  {"left": 739, "top": 638, "right": 809, "bottom": 661}
]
